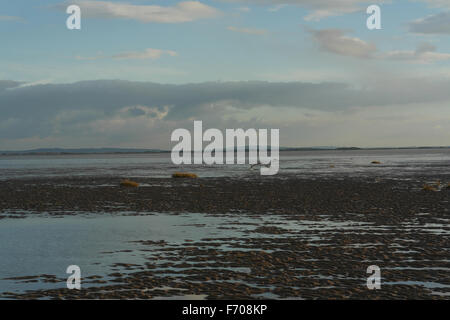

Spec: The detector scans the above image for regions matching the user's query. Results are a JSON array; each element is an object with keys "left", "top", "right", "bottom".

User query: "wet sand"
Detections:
[{"left": 1, "top": 175, "right": 449, "bottom": 299}]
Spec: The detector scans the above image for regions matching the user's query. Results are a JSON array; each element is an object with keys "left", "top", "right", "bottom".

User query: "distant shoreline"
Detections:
[{"left": 0, "top": 146, "right": 449, "bottom": 156}]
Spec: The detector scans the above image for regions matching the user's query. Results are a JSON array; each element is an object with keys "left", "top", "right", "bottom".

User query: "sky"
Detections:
[{"left": 0, "top": 0, "right": 449, "bottom": 150}]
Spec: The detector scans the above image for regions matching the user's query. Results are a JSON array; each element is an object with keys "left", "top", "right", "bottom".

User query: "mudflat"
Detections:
[{"left": 0, "top": 175, "right": 449, "bottom": 299}]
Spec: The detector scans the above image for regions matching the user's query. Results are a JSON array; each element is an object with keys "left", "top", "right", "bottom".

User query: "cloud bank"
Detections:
[{"left": 1, "top": 79, "right": 450, "bottom": 149}]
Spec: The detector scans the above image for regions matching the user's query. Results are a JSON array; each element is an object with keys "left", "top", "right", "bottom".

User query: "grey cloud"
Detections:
[
  {"left": 381, "top": 42, "right": 450, "bottom": 63},
  {"left": 2, "top": 79, "right": 450, "bottom": 118},
  {"left": 309, "top": 29, "right": 376, "bottom": 58},
  {"left": 409, "top": 11, "right": 450, "bottom": 34},
  {"left": 219, "top": 0, "right": 385, "bottom": 20},
  {"left": 55, "top": 1, "right": 220, "bottom": 23},
  {"left": 309, "top": 28, "right": 450, "bottom": 63},
  {"left": 126, "top": 107, "right": 146, "bottom": 117},
  {"left": 0, "top": 80, "right": 22, "bottom": 91},
  {"left": 1, "top": 79, "right": 450, "bottom": 147}
]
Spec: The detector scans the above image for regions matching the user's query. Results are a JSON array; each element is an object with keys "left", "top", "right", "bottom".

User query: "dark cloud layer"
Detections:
[
  {"left": 1, "top": 79, "right": 449, "bottom": 115},
  {"left": 0, "top": 79, "right": 449, "bottom": 147}
]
